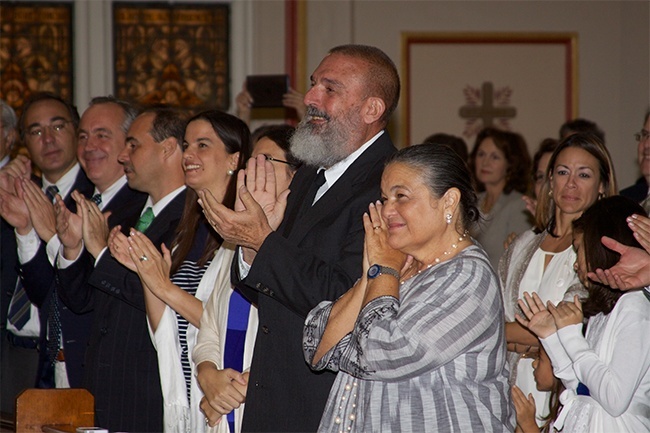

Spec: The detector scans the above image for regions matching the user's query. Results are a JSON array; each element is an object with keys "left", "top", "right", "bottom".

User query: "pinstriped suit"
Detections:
[{"left": 57, "top": 186, "right": 177, "bottom": 433}]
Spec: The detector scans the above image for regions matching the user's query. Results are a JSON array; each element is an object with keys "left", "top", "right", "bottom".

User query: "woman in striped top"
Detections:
[
  {"left": 304, "top": 144, "right": 514, "bottom": 432},
  {"left": 119, "top": 110, "right": 251, "bottom": 433}
]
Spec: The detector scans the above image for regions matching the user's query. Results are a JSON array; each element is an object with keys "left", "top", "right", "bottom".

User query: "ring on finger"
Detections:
[
  {"left": 139, "top": 255, "right": 148, "bottom": 262},
  {"left": 373, "top": 226, "right": 381, "bottom": 230}
]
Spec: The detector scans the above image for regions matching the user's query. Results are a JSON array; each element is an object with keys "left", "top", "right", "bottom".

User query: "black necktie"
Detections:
[
  {"left": 298, "top": 170, "right": 326, "bottom": 218},
  {"left": 91, "top": 193, "right": 102, "bottom": 206},
  {"left": 45, "top": 185, "right": 59, "bottom": 203}
]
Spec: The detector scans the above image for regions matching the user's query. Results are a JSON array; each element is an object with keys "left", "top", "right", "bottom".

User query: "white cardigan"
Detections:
[
  {"left": 193, "top": 246, "right": 259, "bottom": 433},
  {"left": 148, "top": 244, "right": 239, "bottom": 433}
]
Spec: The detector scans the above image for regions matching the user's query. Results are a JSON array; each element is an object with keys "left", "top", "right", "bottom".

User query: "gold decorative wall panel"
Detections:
[{"left": 113, "top": 2, "right": 229, "bottom": 111}]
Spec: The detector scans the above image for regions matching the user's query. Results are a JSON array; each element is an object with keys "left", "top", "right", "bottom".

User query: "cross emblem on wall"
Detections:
[{"left": 459, "top": 81, "right": 517, "bottom": 128}]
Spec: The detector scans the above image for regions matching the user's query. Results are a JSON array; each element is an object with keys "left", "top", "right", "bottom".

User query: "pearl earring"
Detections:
[
  {"left": 445, "top": 213, "right": 452, "bottom": 225},
  {"left": 227, "top": 169, "right": 234, "bottom": 176}
]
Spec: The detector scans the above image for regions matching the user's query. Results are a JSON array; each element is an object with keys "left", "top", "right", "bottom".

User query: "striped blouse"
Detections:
[{"left": 304, "top": 245, "right": 515, "bottom": 432}]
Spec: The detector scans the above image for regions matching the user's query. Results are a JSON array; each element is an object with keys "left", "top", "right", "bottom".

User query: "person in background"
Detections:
[
  {"left": 522, "top": 138, "right": 559, "bottom": 217},
  {"left": 304, "top": 144, "right": 514, "bottom": 432},
  {"left": 0, "top": 93, "right": 94, "bottom": 390},
  {"left": 620, "top": 110, "right": 650, "bottom": 209},
  {"left": 250, "top": 124, "right": 299, "bottom": 192},
  {"left": 235, "top": 84, "right": 306, "bottom": 126},
  {"left": 517, "top": 196, "right": 650, "bottom": 432},
  {"left": 559, "top": 117, "right": 605, "bottom": 143},
  {"left": 500, "top": 132, "right": 617, "bottom": 427},
  {"left": 422, "top": 132, "right": 468, "bottom": 163},
  {"left": 468, "top": 127, "right": 532, "bottom": 269},
  {"left": 0, "top": 99, "right": 40, "bottom": 417}
]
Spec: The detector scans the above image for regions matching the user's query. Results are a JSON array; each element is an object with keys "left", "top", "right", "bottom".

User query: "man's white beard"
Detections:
[{"left": 290, "top": 107, "right": 363, "bottom": 168}]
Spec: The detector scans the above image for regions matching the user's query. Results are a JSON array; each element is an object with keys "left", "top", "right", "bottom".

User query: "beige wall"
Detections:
[
  {"left": 282, "top": 0, "right": 648, "bottom": 189},
  {"left": 69, "top": 0, "right": 648, "bottom": 188}
]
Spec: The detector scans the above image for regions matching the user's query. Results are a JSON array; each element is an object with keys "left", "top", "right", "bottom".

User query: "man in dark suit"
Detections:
[
  {"left": 620, "top": 110, "right": 650, "bottom": 206},
  {"left": 0, "top": 99, "right": 40, "bottom": 417},
  {"left": 0, "top": 93, "right": 94, "bottom": 390},
  {"left": 56, "top": 107, "right": 186, "bottom": 432},
  {"left": 197, "top": 44, "right": 400, "bottom": 431}
]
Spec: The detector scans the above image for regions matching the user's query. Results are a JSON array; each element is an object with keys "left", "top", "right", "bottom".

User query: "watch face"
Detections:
[{"left": 368, "top": 264, "right": 381, "bottom": 279}]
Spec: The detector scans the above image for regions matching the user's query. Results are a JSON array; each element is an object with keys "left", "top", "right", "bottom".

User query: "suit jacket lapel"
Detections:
[
  {"left": 286, "top": 133, "right": 395, "bottom": 243},
  {"left": 142, "top": 190, "right": 186, "bottom": 243}
]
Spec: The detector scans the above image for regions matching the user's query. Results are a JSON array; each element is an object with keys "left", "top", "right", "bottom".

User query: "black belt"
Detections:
[{"left": 5, "top": 330, "right": 39, "bottom": 349}]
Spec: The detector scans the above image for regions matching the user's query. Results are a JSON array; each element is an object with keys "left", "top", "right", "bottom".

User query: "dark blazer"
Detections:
[
  {"left": 57, "top": 188, "right": 184, "bottom": 433},
  {"left": 19, "top": 169, "right": 94, "bottom": 388},
  {"left": 620, "top": 177, "right": 649, "bottom": 203},
  {"left": 234, "top": 133, "right": 396, "bottom": 432},
  {"left": 1, "top": 217, "right": 19, "bottom": 329}
]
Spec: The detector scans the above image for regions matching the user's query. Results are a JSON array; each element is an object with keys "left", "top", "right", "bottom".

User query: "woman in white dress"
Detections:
[
  {"left": 500, "top": 132, "right": 617, "bottom": 426},
  {"left": 517, "top": 196, "right": 650, "bottom": 432}
]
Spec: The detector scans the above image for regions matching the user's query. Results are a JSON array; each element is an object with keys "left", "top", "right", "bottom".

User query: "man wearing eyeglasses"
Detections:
[
  {"left": 0, "top": 92, "right": 93, "bottom": 391},
  {"left": 621, "top": 110, "right": 650, "bottom": 208}
]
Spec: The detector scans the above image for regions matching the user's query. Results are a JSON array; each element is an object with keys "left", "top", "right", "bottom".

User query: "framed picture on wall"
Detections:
[
  {"left": 401, "top": 32, "right": 578, "bottom": 151},
  {"left": 113, "top": 2, "right": 230, "bottom": 111}
]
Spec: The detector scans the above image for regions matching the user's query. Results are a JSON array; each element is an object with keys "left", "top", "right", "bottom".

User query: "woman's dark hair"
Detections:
[
  {"left": 386, "top": 143, "right": 479, "bottom": 231},
  {"left": 573, "top": 196, "right": 646, "bottom": 317},
  {"left": 539, "top": 347, "right": 564, "bottom": 433},
  {"left": 251, "top": 124, "right": 300, "bottom": 169},
  {"left": 468, "top": 127, "right": 531, "bottom": 195},
  {"left": 170, "top": 110, "right": 252, "bottom": 274},
  {"left": 531, "top": 138, "right": 558, "bottom": 182},
  {"left": 536, "top": 132, "right": 617, "bottom": 234},
  {"left": 422, "top": 132, "right": 469, "bottom": 163}
]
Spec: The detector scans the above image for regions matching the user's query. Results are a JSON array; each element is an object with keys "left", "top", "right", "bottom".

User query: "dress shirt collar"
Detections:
[
  {"left": 42, "top": 162, "right": 81, "bottom": 201},
  {"left": 94, "top": 175, "right": 128, "bottom": 211},
  {"left": 313, "top": 130, "right": 384, "bottom": 203},
  {"left": 141, "top": 185, "right": 186, "bottom": 218}
]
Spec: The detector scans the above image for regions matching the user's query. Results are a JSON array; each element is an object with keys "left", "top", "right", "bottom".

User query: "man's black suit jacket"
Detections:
[
  {"left": 620, "top": 177, "right": 649, "bottom": 203},
  {"left": 235, "top": 133, "right": 396, "bottom": 432},
  {"left": 19, "top": 169, "right": 94, "bottom": 388},
  {"left": 57, "top": 188, "right": 182, "bottom": 433}
]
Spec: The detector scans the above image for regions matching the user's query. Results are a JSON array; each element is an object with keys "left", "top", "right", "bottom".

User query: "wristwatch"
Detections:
[{"left": 367, "top": 264, "right": 400, "bottom": 280}]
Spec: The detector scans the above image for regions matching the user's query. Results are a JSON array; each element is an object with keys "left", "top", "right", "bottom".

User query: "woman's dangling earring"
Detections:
[{"left": 445, "top": 213, "right": 452, "bottom": 225}]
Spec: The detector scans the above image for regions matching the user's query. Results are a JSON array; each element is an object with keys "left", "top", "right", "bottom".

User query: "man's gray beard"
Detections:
[{"left": 290, "top": 121, "right": 350, "bottom": 168}]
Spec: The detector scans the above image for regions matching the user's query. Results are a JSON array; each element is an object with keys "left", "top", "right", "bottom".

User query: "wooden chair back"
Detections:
[{"left": 15, "top": 389, "right": 94, "bottom": 433}]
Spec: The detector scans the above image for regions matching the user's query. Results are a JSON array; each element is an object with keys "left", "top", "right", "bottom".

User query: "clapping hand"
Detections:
[
  {"left": 126, "top": 231, "right": 172, "bottom": 298},
  {"left": 515, "top": 292, "right": 557, "bottom": 339},
  {"left": 549, "top": 295, "right": 583, "bottom": 329}
]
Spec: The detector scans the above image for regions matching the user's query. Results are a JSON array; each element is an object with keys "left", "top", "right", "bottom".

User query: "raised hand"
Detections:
[
  {"left": 628, "top": 213, "right": 650, "bottom": 254},
  {"left": 76, "top": 192, "right": 111, "bottom": 258},
  {"left": 282, "top": 87, "right": 306, "bottom": 119},
  {"left": 108, "top": 226, "right": 136, "bottom": 272},
  {"left": 0, "top": 176, "right": 30, "bottom": 231},
  {"left": 241, "top": 155, "right": 290, "bottom": 230},
  {"left": 0, "top": 154, "right": 31, "bottom": 180},
  {"left": 21, "top": 178, "right": 56, "bottom": 242},
  {"left": 515, "top": 292, "right": 557, "bottom": 339},
  {"left": 364, "top": 200, "right": 406, "bottom": 271},
  {"left": 587, "top": 236, "right": 650, "bottom": 290},
  {"left": 198, "top": 182, "right": 274, "bottom": 252},
  {"left": 235, "top": 86, "right": 253, "bottom": 125},
  {"left": 511, "top": 385, "right": 539, "bottom": 433},
  {"left": 549, "top": 295, "right": 583, "bottom": 329},
  {"left": 126, "top": 231, "right": 172, "bottom": 298},
  {"left": 55, "top": 194, "right": 82, "bottom": 258}
]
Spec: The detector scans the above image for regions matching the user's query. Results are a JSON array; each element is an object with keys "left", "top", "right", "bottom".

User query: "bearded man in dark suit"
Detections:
[{"left": 197, "top": 44, "right": 400, "bottom": 432}]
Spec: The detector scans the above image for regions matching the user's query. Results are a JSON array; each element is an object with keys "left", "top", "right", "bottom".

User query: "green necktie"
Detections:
[{"left": 134, "top": 207, "right": 155, "bottom": 232}]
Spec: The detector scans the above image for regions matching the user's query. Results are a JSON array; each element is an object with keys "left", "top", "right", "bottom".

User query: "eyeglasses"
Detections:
[
  {"left": 27, "top": 120, "right": 73, "bottom": 138},
  {"left": 262, "top": 154, "right": 296, "bottom": 167},
  {"left": 634, "top": 130, "right": 649, "bottom": 142}
]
